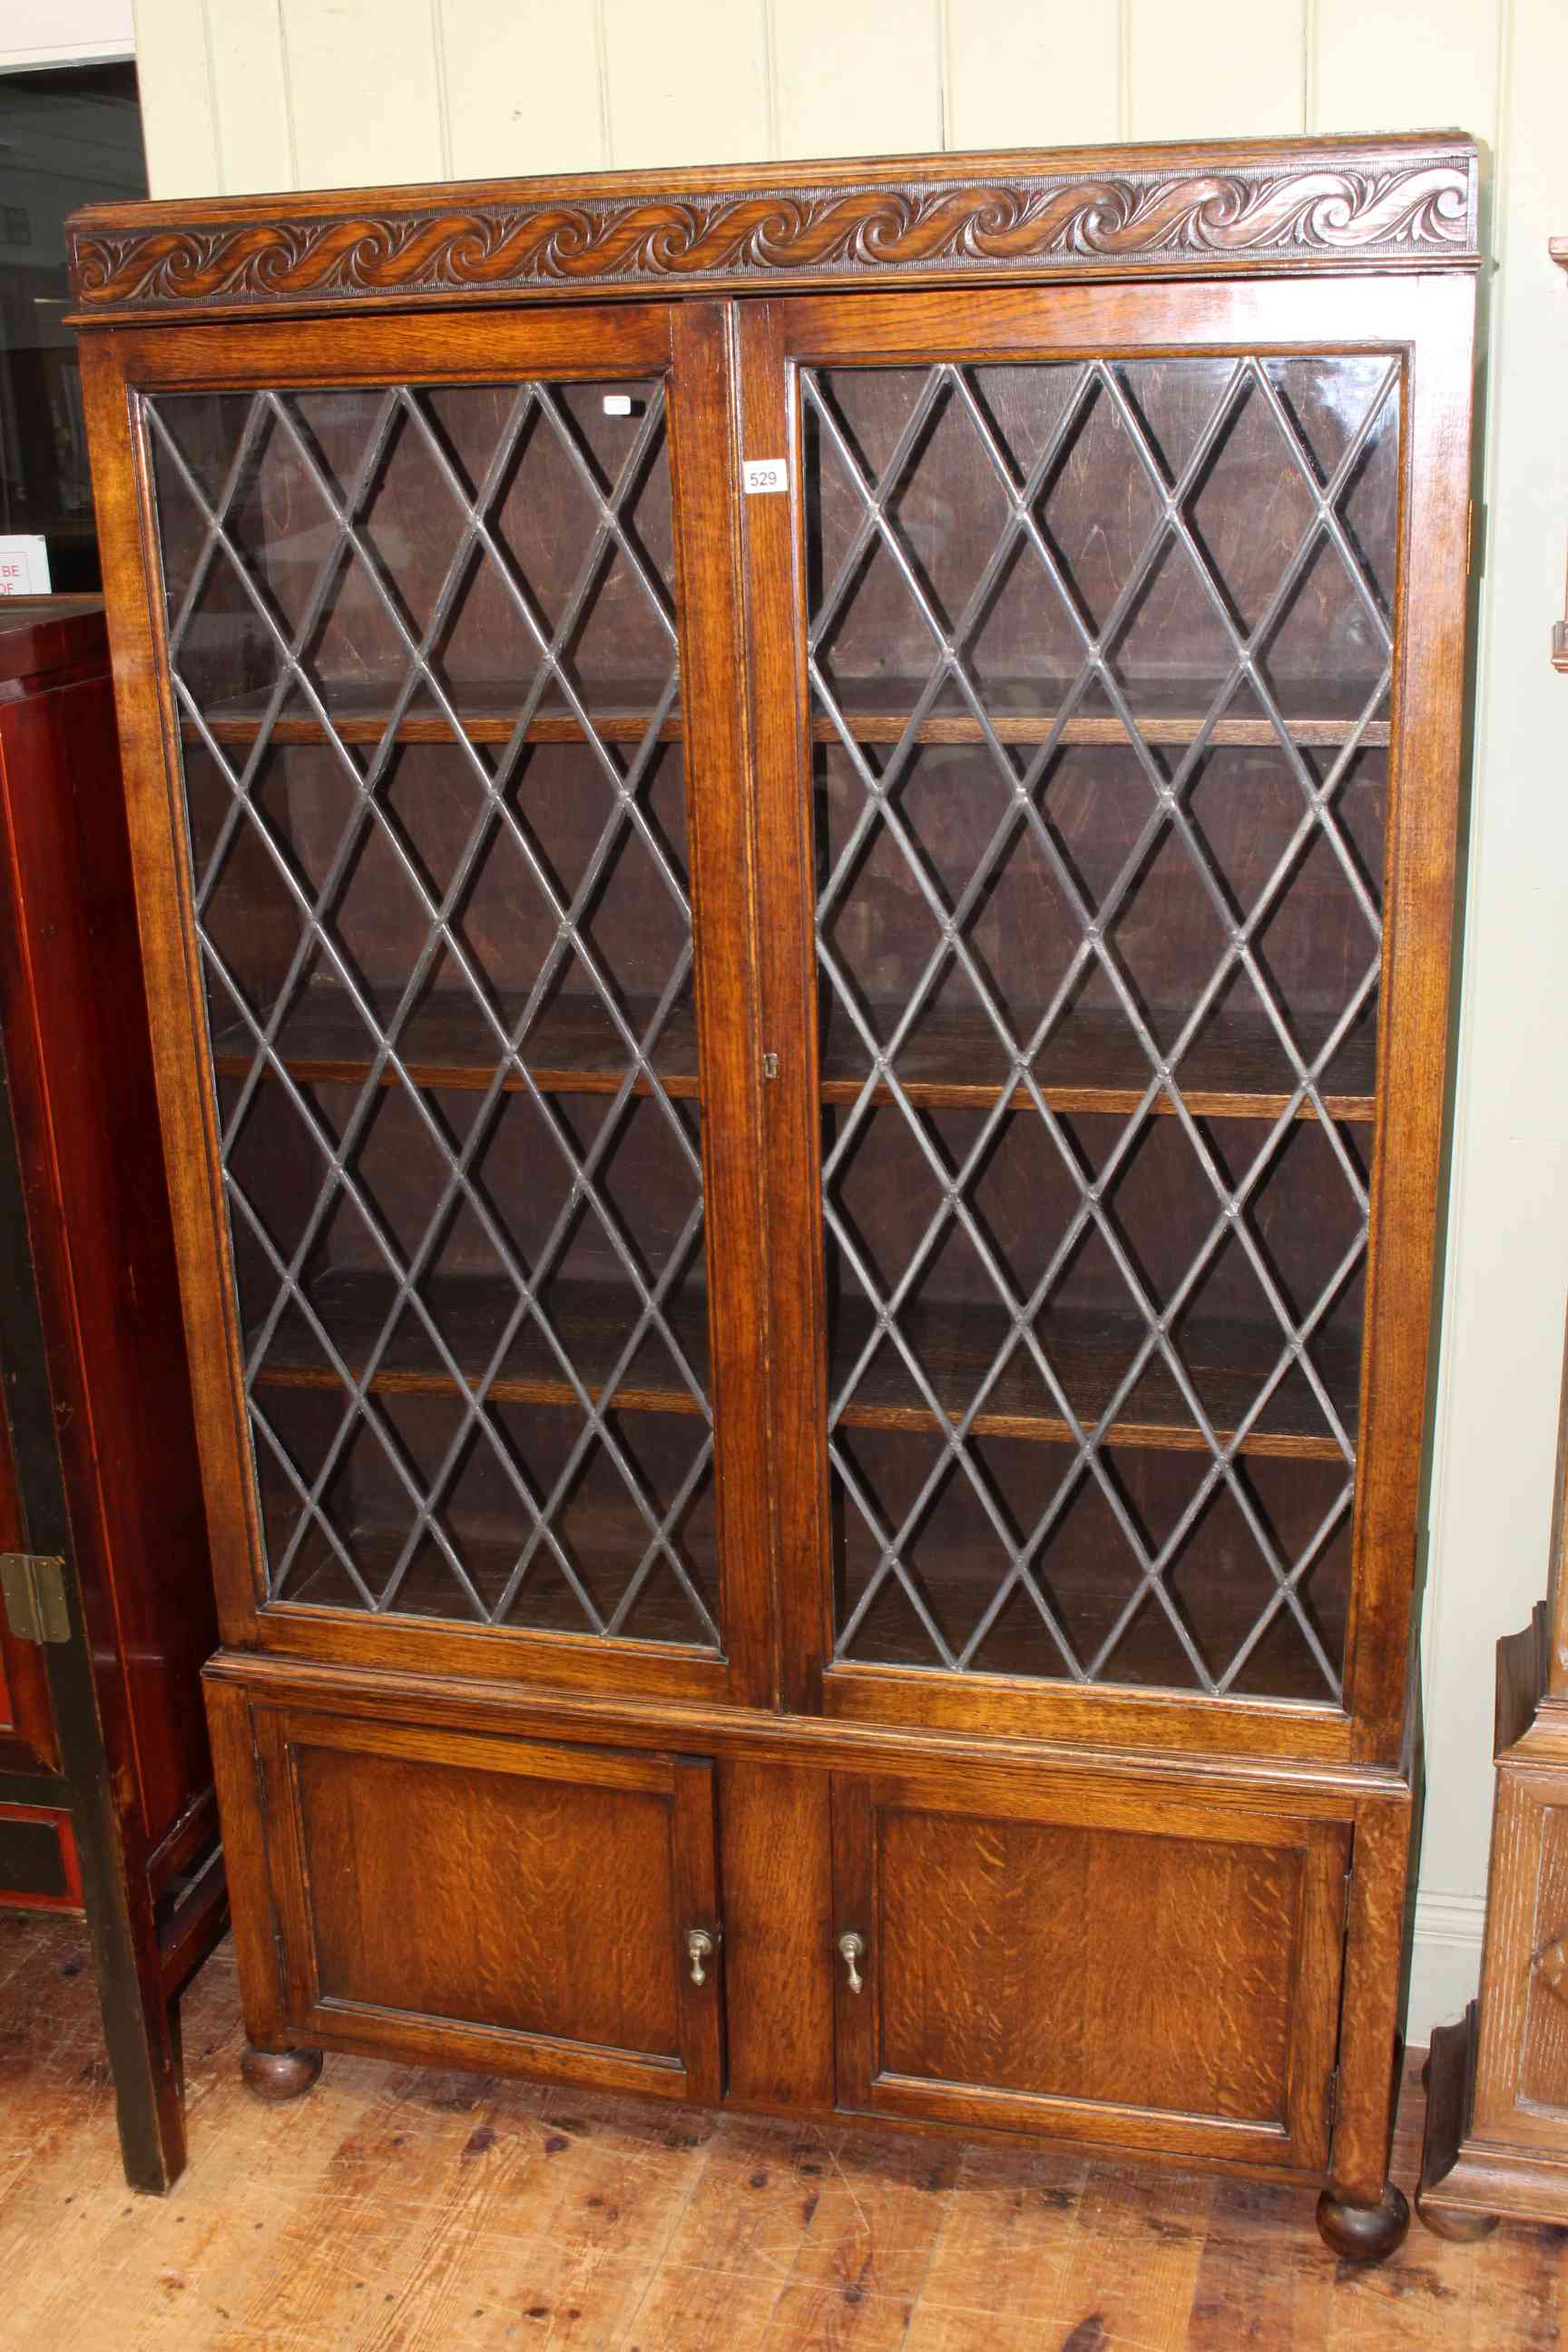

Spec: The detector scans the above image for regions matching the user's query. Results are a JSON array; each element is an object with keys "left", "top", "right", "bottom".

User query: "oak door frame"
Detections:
[
  {"left": 739, "top": 270, "right": 1475, "bottom": 1769},
  {"left": 249, "top": 1698, "right": 726, "bottom": 2102},
  {"left": 829, "top": 1763, "right": 1351, "bottom": 2169},
  {"left": 80, "top": 298, "right": 773, "bottom": 1713}
]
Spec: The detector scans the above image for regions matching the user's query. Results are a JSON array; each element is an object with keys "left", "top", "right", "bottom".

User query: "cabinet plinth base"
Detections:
[
  {"left": 1316, "top": 2183, "right": 1410, "bottom": 2262},
  {"left": 240, "top": 2045, "right": 323, "bottom": 2103},
  {"left": 1417, "top": 2004, "right": 1568, "bottom": 2234}
]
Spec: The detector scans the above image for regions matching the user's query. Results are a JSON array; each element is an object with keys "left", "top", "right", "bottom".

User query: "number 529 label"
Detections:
[{"left": 742, "top": 458, "right": 789, "bottom": 495}]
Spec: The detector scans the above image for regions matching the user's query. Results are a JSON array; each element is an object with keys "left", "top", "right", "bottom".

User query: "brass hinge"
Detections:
[
  {"left": 0, "top": 1553, "right": 70, "bottom": 1644},
  {"left": 1326, "top": 2066, "right": 1339, "bottom": 2137}
]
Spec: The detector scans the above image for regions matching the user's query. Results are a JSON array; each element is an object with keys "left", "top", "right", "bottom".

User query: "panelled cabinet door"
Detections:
[
  {"left": 742, "top": 274, "right": 1473, "bottom": 1764},
  {"left": 254, "top": 1707, "right": 724, "bottom": 2102},
  {"left": 830, "top": 1769, "right": 1350, "bottom": 2169},
  {"left": 87, "top": 300, "right": 769, "bottom": 1710},
  {"left": 1471, "top": 1770, "right": 1568, "bottom": 2145}
]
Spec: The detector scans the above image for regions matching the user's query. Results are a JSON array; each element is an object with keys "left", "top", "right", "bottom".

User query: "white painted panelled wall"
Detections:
[{"left": 124, "top": 0, "right": 1568, "bottom": 2044}]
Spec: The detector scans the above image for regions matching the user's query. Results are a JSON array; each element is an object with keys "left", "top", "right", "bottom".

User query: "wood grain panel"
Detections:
[
  {"left": 720, "top": 1758, "right": 836, "bottom": 2109},
  {"left": 877, "top": 1811, "right": 1298, "bottom": 2122},
  {"left": 834, "top": 1770, "right": 1348, "bottom": 2168},
  {"left": 297, "top": 1744, "right": 680, "bottom": 2051},
  {"left": 1519, "top": 1799, "right": 1568, "bottom": 2112},
  {"left": 258, "top": 1706, "right": 724, "bottom": 2099}
]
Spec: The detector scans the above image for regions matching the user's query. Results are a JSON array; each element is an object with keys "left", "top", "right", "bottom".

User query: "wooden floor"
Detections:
[{"left": 0, "top": 1911, "right": 1562, "bottom": 2349}]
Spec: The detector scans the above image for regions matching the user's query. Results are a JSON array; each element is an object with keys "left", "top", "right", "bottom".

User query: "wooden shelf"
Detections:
[
  {"left": 212, "top": 988, "right": 1371, "bottom": 1122},
  {"left": 277, "top": 1516, "right": 719, "bottom": 1646},
  {"left": 182, "top": 679, "right": 682, "bottom": 748},
  {"left": 819, "top": 1004, "right": 1377, "bottom": 1123},
  {"left": 812, "top": 674, "right": 1391, "bottom": 750},
  {"left": 180, "top": 674, "right": 1390, "bottom": 752},
  {"left": 251, "top": 1269, "right": 711, "bottom": 1417},
  {"left": 250, "top": 1269, "right": 1354, "bottom": 1457},
  {"left": 212, "top": 989, "right": 700, "bottom": 1099},
  {"left": 831, "top": 1293, "right": 1359, "bottom": 1461}
]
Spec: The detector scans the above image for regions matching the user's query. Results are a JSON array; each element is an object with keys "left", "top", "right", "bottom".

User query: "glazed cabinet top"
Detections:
[{"left": 72, "top": 136, "right": 1479, "bottom": 1775}]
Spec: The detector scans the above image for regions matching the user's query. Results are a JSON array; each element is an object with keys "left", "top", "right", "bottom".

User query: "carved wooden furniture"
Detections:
[
  {"left": 1416, "top": 1344, "right": 1568, "bottom": 2237},
  {"left": 70, "top": 131, "right": 1479, "bottom": 2259},
  {"left": 0, "top": 596, "right": 223, "bottom": 2190}
]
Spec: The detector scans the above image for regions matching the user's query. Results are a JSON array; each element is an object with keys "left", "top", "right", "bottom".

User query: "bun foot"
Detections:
[
  {"left": 1416, "top": 2191, "right": 1499, "bottom": 2243},
  {"left": 240, "top": 2045, "right": 323, "bottom": 2103},
  {"left": 1317, "top": 2182, "right": 1411, "bottom": 2262}
]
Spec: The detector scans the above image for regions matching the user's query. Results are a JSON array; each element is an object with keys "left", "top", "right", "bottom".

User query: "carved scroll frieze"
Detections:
[{"left": 69, "top": 152, "right": 1476, "bottom": 318}]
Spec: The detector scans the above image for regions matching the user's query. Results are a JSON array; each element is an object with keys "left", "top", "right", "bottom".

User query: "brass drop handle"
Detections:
[
  {"left": 838, "top": 1930, "right": 866, "bottom": 1995},
  {"left": 685, "top": 1926, "right": 717, "bottom": 1987}
]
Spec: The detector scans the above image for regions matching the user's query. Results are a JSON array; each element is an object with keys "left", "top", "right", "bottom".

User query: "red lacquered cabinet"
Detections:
[{"left": 0, "top": 595, "right": 224, "bottom": 2190}]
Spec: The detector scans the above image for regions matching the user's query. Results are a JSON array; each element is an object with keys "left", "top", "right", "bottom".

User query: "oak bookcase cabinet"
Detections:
[{"left": 71, "top": 130, "right": 1479, "bottom": 2258}]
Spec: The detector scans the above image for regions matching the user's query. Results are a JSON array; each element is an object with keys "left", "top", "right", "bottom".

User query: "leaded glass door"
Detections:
[
  {"left": 126, "top": 302, "right": 770, "bottom": 1707},
  {"left": 745, "top": 278, "right": 1460, "bottom": 1754}
]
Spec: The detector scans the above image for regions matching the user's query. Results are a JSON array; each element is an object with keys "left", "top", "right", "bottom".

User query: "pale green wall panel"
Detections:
[
  {"left": 601, "top": 0, "right": 770, "bottom": 167},
  {"left": 208, "top": 0, "right": 294, "bottom": 196},
  {"left": 437, "top": 0, "right": 607, "bottom": 179},
  {"left": 1126, "top": 0, "right": 1306, "bottom": 141},
  {"left": 1419, "top": 0, "right": 1568, "bottom": 1935},
  {"left": 1311, "top": 0, "right": 1498, "bottom": 135},
  {"left": 946, "top": 0, "right": 1121, "bottom": 150},
  {"left": 773, "top": 0, "right": 942, "bottom": 159},
  {"left": 279, "top": 0, "right": 445, "bottom": 189},
  {"left": 131, "top": 0, "right": 220, "bottom": 197}
]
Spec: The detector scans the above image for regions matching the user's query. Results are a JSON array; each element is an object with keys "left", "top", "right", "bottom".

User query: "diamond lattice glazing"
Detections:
[
  {"left": 150, "top": 377, "right": 719, "bottom": 1645},
  {"left": 806, "top": 354, "right": 1398, "bottom": 1700}
]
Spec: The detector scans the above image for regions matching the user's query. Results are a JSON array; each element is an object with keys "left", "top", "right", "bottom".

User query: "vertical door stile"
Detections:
[
  {"left": 735, "top": 300, "right": 836, "bottom": 1716},
  {"left": 829, "top": 1771, "right": 878, "bottom": 2105},
  {"left": 666, "top": 302, "right": 776, "bottom": 1712},
  {"left": 670, "top": 1753, "right": 725, "bottom": 2102}
]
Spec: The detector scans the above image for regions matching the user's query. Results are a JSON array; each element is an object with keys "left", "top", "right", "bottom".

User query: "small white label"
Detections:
[
  {"left": 602, "top": 394, "right": 633, "bottom": 416},
  {"left": 742, "top": 458, "right": 789, "bottom": 495},
  {"left": 0, "top": 535, "right": 49, "bottom": 595}
]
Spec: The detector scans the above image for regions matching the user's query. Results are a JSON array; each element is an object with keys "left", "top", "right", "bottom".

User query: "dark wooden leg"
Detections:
[
  {"left": 240, "top": 2044, "right": 323, "bottom": 2102},
  {"left": 1417, "top": 2194, "right": 1499, "bottom": 2244},
  {"left": 1316, "top": 2181, "right": 1411, "bottom": 2261}
]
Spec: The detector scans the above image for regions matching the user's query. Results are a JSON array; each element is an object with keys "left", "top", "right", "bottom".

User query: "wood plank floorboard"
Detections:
[{"left": 0, "top": 1912, "right": 1561, "bottom": 2349}]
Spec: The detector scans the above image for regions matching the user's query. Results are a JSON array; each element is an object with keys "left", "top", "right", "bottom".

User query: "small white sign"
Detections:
[
  {"left": 0, "top": 535, "right": 48, "bottom": 595},
  {"left": 742, "top": 458, "right": 789, "bottom": 495},
  {"left": 602, "top": 394, "right": 633, "bottom": 416}
]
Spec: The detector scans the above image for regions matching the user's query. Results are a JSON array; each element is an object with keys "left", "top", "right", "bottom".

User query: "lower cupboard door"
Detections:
[
  {"left": 256, "top": 1707, "right": 724, "bottom": 2102},
  {"left": 831, "top": 1773, "right": 1350, "bottom": 2168}
]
